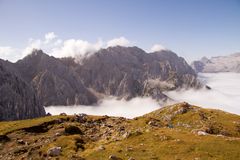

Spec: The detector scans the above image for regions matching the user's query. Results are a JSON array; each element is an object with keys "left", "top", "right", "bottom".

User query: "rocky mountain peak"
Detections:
[{"left": 191, "top": 52, "right": 240, "bottom": 73}]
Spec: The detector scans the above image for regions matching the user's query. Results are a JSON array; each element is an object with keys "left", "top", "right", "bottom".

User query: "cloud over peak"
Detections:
[
  {"left": 1, "top": 32, "right": 134, "bottom": 61},
  {"left": 0, "top": 32, "right": 172, "bottom": 62},
  {"left": 107, "top": 37, "right": 130, "bottom": 47},
  {"left": 150, "top": 44, "right": 167, "bottom": 52},
  {"left": 51, "top": 39, "right": 103, "bottom": 58}
]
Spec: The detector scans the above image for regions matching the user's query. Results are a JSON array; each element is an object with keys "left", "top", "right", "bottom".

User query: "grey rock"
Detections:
[
  {"left": 109, "top": 155, "right": 122, "bottom": 160},
  {"left": 47, "top": 146, "right": 61, "bottom": 157}
]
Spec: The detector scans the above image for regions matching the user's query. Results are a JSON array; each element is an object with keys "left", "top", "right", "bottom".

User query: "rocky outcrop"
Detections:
[
  {"left": 75, "top": 46, "right": 201, "bottom": 101},
  {"left": 15, "top": 49, "right": 97, "bottom": 106},
  {"left": 0, "top": 59, "right": 45, "bottom": 121},
  {"left": 191, "top": 53, "right": 240, "bottom": 73}
]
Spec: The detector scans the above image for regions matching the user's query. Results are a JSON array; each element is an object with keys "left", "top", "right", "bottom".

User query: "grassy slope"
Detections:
[
  {"left": 0, "top": 103, "right": 240, "bottom": 160},
  {"left": 82, "top": 103, "right": 240, "bottom": 160},
  {"left": 0, "top": 115, "right": 66, "bottom": 135}
]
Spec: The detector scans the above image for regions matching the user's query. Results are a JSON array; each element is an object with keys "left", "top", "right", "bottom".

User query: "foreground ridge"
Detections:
[{"left": 0, "top": 103, "right": 240, "bottom": 159}]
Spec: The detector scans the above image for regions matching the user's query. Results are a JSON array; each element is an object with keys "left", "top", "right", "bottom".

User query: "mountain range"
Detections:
[
  {"left": 0, "top": 46, "right": 201, "bottom": 121},
  {"left": 191, "top": 52, "right": 240, "bottom": 73}
]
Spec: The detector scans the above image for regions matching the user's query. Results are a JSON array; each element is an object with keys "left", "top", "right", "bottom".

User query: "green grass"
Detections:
[
  {"left": 0, "top": 115, "right": 66, "bottom": 135},
  {"left": 83, "top": 128, "right": 240, "bottom": 160}
]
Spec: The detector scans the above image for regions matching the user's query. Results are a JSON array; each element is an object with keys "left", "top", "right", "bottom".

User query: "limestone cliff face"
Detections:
[
  {"left": 75, "top": 46, "right": 201, "bottom": 101},
  {"left": 0, "top": 60, "right": 45, "bottom": 121},
  {"left": 15, "top": 50, "right": 97, "bottom": 106}
]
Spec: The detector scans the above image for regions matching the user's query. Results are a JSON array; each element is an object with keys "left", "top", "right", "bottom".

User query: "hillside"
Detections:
[{"left": 0, "top": 103, "right": 240, "bottom": 159}]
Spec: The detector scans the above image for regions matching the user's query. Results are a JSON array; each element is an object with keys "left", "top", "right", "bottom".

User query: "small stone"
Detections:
[
  {"left": 122, "top": 132, "right": 130, "bottom": 138},
  {"left": 47, "top": 147, "right": 61, "bottom": 157},
  {"left": 197, "top": 131, "right": 208, "bottom": 136},
  {"left": 126, "top": 147, "right": 134, "bottom": 152},
  {"left": 46, "top": 112, "right": 52, "bottom": 116},
  {"left": 17, "top": 139, "right": 25, "bottom": 145},
  {"left": 97, "top": 145, "right": 105, "bottom": 151},
  {"left": 109, "top": 155, "right": 122, "bottom": 160},
  {"left": 55, "top": 132, "right": 61, "bottom": 136},
  {"left": 59, "top": 113, "right": 67, "bottom": 116}
]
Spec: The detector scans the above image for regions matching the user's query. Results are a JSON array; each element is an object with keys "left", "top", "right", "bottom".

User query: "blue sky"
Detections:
[{"left": 0, "top": 0, "right": 240, "bottom": 62}]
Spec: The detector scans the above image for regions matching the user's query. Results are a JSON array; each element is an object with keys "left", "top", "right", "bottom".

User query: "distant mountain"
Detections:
[
  {"left": 191, "top": 52, "right": 240, "bottom": 73},
  {"left": 0, "top": 46, "right": 201, "bottom": 121},
  {"left": 73, "top": 46, "right": 201, "bottom": 101},
  {"left": 15, "top": 47, "right": 201, "bottom": 105},
  {"left": 0, "top": 59, "right": 45, "bottom": 121}
]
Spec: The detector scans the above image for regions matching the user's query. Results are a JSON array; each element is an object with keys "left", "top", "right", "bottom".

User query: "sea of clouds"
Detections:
[
  {"left": 45, "top": 72, "right": 240, "bottom": 118},
  {"left": 165, "top": 72, "right": 240, "bottom": 115},
  {"left": 45, "top": 97, "right": 160, "bottom": 118}
]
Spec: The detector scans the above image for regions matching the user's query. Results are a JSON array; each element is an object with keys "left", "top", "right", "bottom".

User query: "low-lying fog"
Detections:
[
  {"left": 165, "top": 72, "right": 240, "bottom": 115},
  {"left": 45, "top": 97, "right": 160, "bottom": 118},
  {"left": 45, "top": 73, "right": 240, "bottom": 118}
]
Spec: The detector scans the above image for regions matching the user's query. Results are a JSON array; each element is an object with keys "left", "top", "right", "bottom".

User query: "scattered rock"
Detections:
[
  {"left": 14, "top": 147, "right": 28, "bottom": 155},
  {"left": 109, "top": 155, "right": 122, "bottom": 160},
  {"left": 197, "top": 131, "right": 208, "bottom": 136},
  {"left": 122, "top": 132, "right": 130, "bottom": 139},
  {"left": 55, "top": 132, "right": 61, "bottom": 136},
  {"left": 75, "top": 113, "right": 88, "bottom": 123},
  {"left": 126, "top": 147, "right": 134, "bottom": 152},
  {"left": 147, "top": 119, "right": 162, "bottom": 127},
  {"left": 60, "top": 113, "right": 67, "bottom": 116},
  {"left": 47, "top": 147, "right": 61, "bottom": 157},
  {"left": 46, "top": 112, "right": 52, "bottom": 116},
  {"left": 97, "top": 145, "right": 105, "bottom": 151},
  {"left": 17, "top": 139, "right": 25, "bottom": 145},
  {"left": 70, "top": 154, "right": 85, "bottom": 160}
]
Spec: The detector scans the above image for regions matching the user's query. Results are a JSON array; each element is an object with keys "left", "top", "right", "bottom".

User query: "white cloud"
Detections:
[
  {"left": 0, "top": 46, "right": 19, "bottom": 62},
  {"left": 51, "top": 39, "right": 103, "bottom": 58},
  {"left": 44, "top": 32, "right": 57, "bottom": 43},
  {"left": 150, "top": 44, "right": 166, "bottom": 52},
  {"left": 107, "top": 37, "right": 130, "bottom": 47},
  {"left": 0, "top": 46, "right": 15, "bottom": 56},
  {"left": 22, "top": 39, "right": 42, "bottom": 57},
  {"left": 45, "top": 97, "right": 160, "bottom": 118},
  {"left": 0, "top": 32, "right": 134, "bottom": 62}
]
